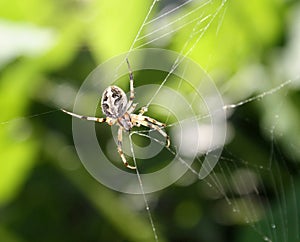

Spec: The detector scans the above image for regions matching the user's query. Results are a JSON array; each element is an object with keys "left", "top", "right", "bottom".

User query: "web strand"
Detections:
[
  {"left": 137, "top": 0, "right": 212, "bottom": 42},
  {"left": 143, "top": 0, "right": 228, "bottom": 110},
  {"left": 223, "top": 79, "right": 292, "bottom": 110},
  {"left": 144, "top": 0, "right": 193, "bottom": 25},
  {"left": 129, "top": 133, "right": 159, "bottom": 242},
  {"left": 127, "top": 0, "right": 158, "bottom": 57},
  {"left": 0, "top": 109, "right": 61, "bottom": 125}
]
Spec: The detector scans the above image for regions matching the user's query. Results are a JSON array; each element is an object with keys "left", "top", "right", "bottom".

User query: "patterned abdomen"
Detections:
[{"left": 101, "top": 86, "right": 128, "bottom": 119}]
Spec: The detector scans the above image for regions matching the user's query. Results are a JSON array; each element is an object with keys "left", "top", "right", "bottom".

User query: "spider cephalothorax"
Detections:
[{"left": 62, "top": 58, "right": 170, "bottom": 169}]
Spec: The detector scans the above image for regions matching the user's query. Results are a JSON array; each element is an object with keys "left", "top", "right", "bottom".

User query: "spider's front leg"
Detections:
[
  {"left": 126, "top": 58, "right": 135, "bottom": 110},
  {"left": 117, "top": 127, "right": 136, "bottom": 169},
  {"left": 61, "top": 109, "right": 115, "bottom": 125},
  {"left": 127, "top": 103, "right": 138, "bottom": 114}
]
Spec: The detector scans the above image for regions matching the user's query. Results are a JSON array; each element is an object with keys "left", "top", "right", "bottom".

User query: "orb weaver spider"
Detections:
[{"left": 62, "top": 58, "right": 170, "bottom": 169}]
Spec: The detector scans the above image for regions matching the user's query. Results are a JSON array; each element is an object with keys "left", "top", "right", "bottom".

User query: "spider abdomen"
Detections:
[{"left": 101, "top": 86, "right": 128, "bottom": 118}]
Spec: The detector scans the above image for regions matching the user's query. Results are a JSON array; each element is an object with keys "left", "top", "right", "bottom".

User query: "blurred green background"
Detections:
[{"left": 1, "top": 0, "right": 300, "bottom": 241}]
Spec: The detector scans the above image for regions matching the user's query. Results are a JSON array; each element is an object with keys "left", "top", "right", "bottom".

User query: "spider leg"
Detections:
[
  {"left": 127, "top": 103, "right": 138, "bottom": 114},
  {"left": 143, "top": 116, "right": 166, "bottom": 128},
  {"left": 138, "top": 106, "right": 148, "bottom": 116},
  {"left": 131, "top": 114, "right": 170, "bottom": 147},
  {"left": 131, "top": 114, "right": 166, "bottom": 128},
  {"left": 61, "top": 109, "right": 115, "bottom": 125},
  {"left": 146, "top": 122, "right": 170, "bottom": 148},
  {"left": 117, "top": 127, "right": 136, "bottom": 169},
  {"left": 126, "top": 58, "right": 135, "bottom": 110}
]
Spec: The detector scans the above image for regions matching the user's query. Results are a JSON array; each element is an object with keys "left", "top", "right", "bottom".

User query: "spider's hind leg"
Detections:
[
  {"left": 147, "top": 122, "right": 170, "bottom": 148},
  {"left": 131, "top": 114, "right": 170, "bottom": 148},
  {"left": 117, "top": 127, "right": 136, "bottom": 169}
]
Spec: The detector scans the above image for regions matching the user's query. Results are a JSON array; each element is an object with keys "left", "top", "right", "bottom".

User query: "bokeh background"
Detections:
[{"left": 1, "top": 0, "right": 300, "bottom": 241}]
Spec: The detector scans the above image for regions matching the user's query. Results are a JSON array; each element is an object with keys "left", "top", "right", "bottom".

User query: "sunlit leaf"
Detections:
[{"left": 87, "top": 0, "right": 151, "bottom": 60}]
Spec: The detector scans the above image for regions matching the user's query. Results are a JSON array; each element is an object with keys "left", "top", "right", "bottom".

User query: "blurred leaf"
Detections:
[
  {"left": 0, "top": 226, "right": 24, "bottom": 242},
  {"left": 0, "top": 0, "right": 55, "bottom": 24},
  {"left": 46, "top": 132, "right": 167, "bottom": 242},
  {"left": 173, "top": 0, "right": 284, "bottom": 73},
  {"left": 87, "top": 0, "right": 151, "bottom": 60},
  {"left": 0, "top": 61, "right": 41, "bottom": 206},
  {"left": 260, "top": 90, "right": 300, "bottom": 161},
  {"left": 0, "top": 7, "right": 86, "bottom": 206}
]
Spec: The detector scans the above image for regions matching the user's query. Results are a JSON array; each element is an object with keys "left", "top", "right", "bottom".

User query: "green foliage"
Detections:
[{"left": 0, "top": 0, "right": 299, "bottom": 241}]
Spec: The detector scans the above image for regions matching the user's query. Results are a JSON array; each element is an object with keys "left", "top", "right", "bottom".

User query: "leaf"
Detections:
[{"left": 87, "top": 0, "right": 152, "bottom": 60}]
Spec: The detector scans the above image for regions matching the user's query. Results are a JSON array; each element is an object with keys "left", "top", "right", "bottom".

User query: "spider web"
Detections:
[
  {"left": 122, "top": 1, "right": 300, "bottom": 242},
  {"left": 1, "top": 1, "right": 299, "bottom": 242}
]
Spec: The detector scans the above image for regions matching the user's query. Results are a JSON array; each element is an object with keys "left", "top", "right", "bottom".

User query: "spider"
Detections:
[{"left": 61, "top": 58, "right": 170, "bottom": 169}]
